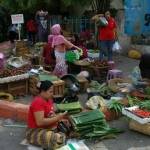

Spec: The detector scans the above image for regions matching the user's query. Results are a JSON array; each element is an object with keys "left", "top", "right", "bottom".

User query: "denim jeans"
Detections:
[{"left": 99, "top": 40, "right": 115, "bottom": 61}]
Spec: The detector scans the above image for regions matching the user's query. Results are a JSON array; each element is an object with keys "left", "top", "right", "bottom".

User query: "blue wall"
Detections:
[{"left": 125, "top": 0, "right": 150, "bottom": 35}]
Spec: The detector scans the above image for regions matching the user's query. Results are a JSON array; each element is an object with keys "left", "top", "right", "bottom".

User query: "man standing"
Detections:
[
  {"left": 97, "top": 11, "right": 117, "bottom": 61},
  {"left": 35, "top": 10, "right": 49, "bottom": 42}
]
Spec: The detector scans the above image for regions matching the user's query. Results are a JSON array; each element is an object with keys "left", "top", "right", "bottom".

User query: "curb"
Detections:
[{"left": 0, "top": 100, "right": 29, "bottom": 122}]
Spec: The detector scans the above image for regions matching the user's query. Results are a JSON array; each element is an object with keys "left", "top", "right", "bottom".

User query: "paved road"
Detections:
[{"left": 0, "top": 117, "right": 149, "bottom": 150}]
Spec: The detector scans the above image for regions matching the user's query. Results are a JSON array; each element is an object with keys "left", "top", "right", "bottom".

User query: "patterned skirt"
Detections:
[{"left": 26, "top": 128, "right": 66, "bottom": 150}]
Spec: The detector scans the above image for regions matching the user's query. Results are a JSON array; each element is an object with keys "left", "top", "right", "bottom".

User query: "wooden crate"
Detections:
[
  {"left": 52, "top": 80, "right": 65, "bottom": 97},
  {"left": 29, "top": 76, "right": 65, "bottom": 98},
  {"left": 0, "top": 79, "right": 28, "bottom": 96}
]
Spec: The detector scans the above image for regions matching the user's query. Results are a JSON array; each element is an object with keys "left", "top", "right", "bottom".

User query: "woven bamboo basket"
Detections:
[
  {"left": 89, "top": 65, "right": 109, "bottom": 82},
  {"left": 129, "top": 120, "right": 150, "bottom": 136},
  {"left": 108, "top": 78, "right": 132, "bottom": 93}
]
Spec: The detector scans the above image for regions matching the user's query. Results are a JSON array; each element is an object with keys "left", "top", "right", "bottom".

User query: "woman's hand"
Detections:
[{"left": 57, "top": 111, "right": 68, "bottom": 120}]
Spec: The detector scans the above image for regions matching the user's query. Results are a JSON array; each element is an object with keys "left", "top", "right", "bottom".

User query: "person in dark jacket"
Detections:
[
  {"left": 8, "top": 24, "right": 18, "bottom": 43},
  {"left": 139, "top": 53, "right": 150, "bottom": 79},
  {"left": 35, "top": 10, "right": 49, "bottom": 42}
]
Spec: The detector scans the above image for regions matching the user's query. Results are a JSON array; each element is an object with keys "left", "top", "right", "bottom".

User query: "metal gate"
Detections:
[{"left": 49, "top": 16, "right": 95, "bottom": 35}]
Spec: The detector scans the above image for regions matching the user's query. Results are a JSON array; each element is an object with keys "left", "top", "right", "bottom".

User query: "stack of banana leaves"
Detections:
[
  {"left": 56, "top": 102, "right": 82, "bottom": 114},
  {"left": 70, "top": 109, "right": 123, "bottom": 139}
]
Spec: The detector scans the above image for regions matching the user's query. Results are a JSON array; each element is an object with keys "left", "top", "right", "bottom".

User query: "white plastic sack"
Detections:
[
  {"left": 86, "top": 96, "right": 106, "bottom": 111},
  {"left": 99, "top": 17, "right": 108, "bottom": 26},
  {"left": 112, "top": 41, "right": 122, "bottom": 53}
]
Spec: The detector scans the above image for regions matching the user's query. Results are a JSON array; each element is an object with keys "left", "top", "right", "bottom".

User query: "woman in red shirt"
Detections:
[
  {"left": 98, "top": 11, "right": 117, "bottom": 61},
  {"left": 26, "top": 80, "right": 67, "bottom": 150}
]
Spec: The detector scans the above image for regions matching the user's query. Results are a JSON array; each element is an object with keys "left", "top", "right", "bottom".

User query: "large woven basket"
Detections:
[
  {"left": 108, "top": 78, "right": 132, "bottom": 93},
  {"left": 89, "top": 65, "right": 109, "bottom": 82},
  {"left": 129, "top": 120, "right": 150, "bottom": 136}
]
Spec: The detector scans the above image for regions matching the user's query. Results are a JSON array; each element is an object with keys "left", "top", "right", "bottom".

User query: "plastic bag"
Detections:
[
  {"left": 112, "top": 41, "right": 122, "bottom": 53},
  {"left": 96, "top": 17, "right": 108, "bottom": 27}
]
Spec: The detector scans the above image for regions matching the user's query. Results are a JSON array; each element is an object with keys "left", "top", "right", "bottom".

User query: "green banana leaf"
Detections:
[
  {"left": 39, "top": 74, "right": 58, "bottom": 82},
  {"left": 56, "top": 102, "right": 82, "bottom": 112}
]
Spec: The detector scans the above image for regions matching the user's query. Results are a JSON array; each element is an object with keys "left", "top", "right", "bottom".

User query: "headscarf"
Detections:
[
  {"left": 48, "top": 24, "right": 65, "bottom": 48},
  {"left": 0, "top": 53, "right": 4, "bottom": 59},
  {"left": 51, "top": 24, "right": 61, "bottom": 35}
]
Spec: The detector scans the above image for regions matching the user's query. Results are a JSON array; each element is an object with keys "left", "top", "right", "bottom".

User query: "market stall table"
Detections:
[{"left": 0, "top": 74, "right": 29, "bottom": 96}]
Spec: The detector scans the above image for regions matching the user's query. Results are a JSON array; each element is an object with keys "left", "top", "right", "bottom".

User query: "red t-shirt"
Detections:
[
  {"left": 27, "top": 96, "right": 54, "bottom": 128},
  {"left": 99, "top": 17, "right": 116, "bottom": 41},
  {"left": 26, "top": 20, "right": 37, "bottom": 33}
]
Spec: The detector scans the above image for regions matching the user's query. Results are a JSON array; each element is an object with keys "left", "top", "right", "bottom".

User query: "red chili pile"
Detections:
[{"left": 132, "top": 108, "right": 150, "bottom": 118}]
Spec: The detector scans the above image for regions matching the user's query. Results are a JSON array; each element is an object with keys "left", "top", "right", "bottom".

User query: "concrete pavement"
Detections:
[{"left": 1, "top": 55, "right": 149, "bottom": 150}]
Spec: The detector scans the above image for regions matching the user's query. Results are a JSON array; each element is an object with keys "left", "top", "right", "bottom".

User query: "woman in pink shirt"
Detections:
[{"left": 48, "top": 24, "right": 81, "bottom": 77}]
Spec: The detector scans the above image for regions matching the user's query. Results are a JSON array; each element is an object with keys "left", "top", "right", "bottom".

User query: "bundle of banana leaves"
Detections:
[
  {"left": 56, "top": 101, "right": 82, "bottom": 114},
  {"left": 70, "top": 110, "right": 123, "bottom": 139}
]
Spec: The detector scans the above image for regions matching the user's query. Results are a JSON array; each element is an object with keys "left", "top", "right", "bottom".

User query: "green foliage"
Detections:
[
  {"left": 61, "top": 0, "right": 92, "bottom": 7},
  {"left": 144, "top": 87, "right": 150, "bottom": 95},
  {"left": 0, "top": 5, "right": 10, "bottom": 41},
  {"left": 0, "top": 0, "right": 53, "bottom": 14}
]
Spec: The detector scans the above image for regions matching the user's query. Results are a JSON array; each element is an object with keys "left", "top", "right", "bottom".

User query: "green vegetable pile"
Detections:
[
  {"left": 34, "top": 42, "right": 46, "bottom": 52},
  {"left": 108, "top": 100, "right": 123, "bottom": 115},
  {"left": 139, "top": 100, "right": 150, "bottom": 111},
  {"left": 70, "top": 110, "right": 123, "bottom": 139},
  {"left": 56, "top": 102, "right": 82, "bottom": 114},
  {"left": 144, "top": 87, "right": 150, "bottom": 95},
  {"left": 127, "top": 95, "right": 141, "bottom": 107},
  {"left": 89, "top": 81, "right": 113, "bottom": 98}
]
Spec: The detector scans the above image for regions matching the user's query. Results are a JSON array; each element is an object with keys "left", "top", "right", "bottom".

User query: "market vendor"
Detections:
[
  {"left": 48, "top": 24, "right": 81, "bottom": 77},
  {"left": 26, "top": 80, "right": 67, "bottom": 150}
]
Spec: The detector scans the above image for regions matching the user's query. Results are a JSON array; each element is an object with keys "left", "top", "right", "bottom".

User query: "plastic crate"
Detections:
[{"left": 122, "top": 106, "right": 150, "bottom": 124}]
